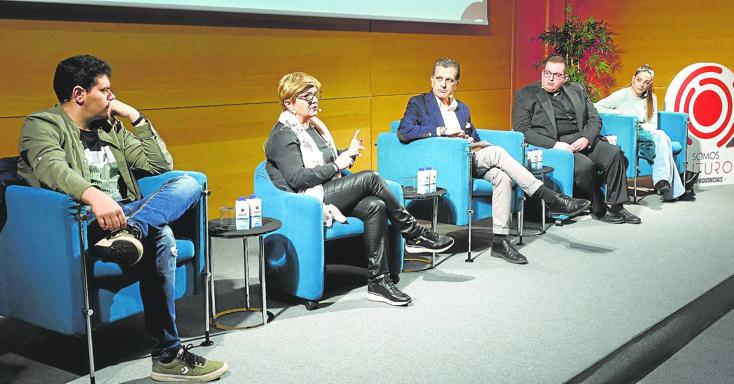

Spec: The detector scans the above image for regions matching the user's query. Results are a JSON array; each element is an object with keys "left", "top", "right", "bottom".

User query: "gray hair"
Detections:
[{"left": 433, "top": 58, "right": 460, "bottom": 81}]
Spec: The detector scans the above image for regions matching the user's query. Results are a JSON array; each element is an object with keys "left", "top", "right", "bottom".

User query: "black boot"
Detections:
[{"left": 683, "top": 170, "right": 699, "bottom": 196}]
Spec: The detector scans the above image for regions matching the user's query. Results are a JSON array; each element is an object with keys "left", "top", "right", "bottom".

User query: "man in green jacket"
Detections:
[{"left": 17, "top": 54, "right": 227, "bottom": 382}]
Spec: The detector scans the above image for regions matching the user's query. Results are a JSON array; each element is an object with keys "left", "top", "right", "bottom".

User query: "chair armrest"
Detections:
[
  {"left": 0, "top": 185, "right": 88, "bottom": 335},
  {"left": 600, "top": 113, "right": 638, "bottom": 178},
  {"left": 377, "top": 133, "right": 471, "bottom": 185},
  {"left": 539, "top": 148, "right": 574, "bottom": 195},
  {"left": 476, "top": 129, "right": 525, "bottom": 163},
  {"left": 377, "top": 133, "right": 471, "bottom": 225},
  {"left": 385, "top": 179, "right": 403, "bottom": 201},
  {"left": 659, "top": 112, "right": 688, "bottom": 170},
  {"left": 138, "top": 170, "right": 208, "bottom": 274}
]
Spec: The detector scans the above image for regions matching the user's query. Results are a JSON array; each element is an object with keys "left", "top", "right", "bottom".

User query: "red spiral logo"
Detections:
[{"left": 668, "top": 64, "right": 734, "bottom": 147}]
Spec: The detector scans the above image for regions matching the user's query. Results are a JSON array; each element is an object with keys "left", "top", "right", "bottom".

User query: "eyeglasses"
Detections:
[
  {"left": 433, "top": 76, "right": 457, "bottom": 85},
  {"left": 296, "top": 92, "right": 321, "bottom": 103},
  {"left": 542, "top": 70, "right": 567, "bottom": 80}
]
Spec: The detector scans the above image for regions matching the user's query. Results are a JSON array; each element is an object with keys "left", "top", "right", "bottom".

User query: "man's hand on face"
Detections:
[
  {"left": 81, "top": 187, "right": 127, "bottom": 231},
  {"left": 553, "top": 141, "right": 574, "bottom": 152},
  {"left": 570, "top": 137, "right": 590, "bottom": 152},
  {"left": 107, "top": 100, "right": 143, "bottom": 126}
]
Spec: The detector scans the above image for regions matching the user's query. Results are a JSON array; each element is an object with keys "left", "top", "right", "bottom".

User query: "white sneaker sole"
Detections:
[
  {"left": 366, "top": 292, "right": 411, "bottom": 306},
  {"left": 94, "top": 236, "right": 144, "bottom": 266},
  {"left": 404, "top": 238, "right": 454, "bottom": 254},
  {"left": 150, "top": 362, "right": 229, "bottom": 382}
]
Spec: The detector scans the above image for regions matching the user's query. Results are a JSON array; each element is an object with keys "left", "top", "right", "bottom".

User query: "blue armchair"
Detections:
[
  {"left": 378, "top": 121, "right": 542, "bottom": 260},
  {"left": 0, "top": 170, "right": 208, "bottom": 382},
  {"left": 253, "top": 161, "right": 404, "bottom": 310},
  {"left": 599, "top": 112, "right": 687, "bottom": 202}
]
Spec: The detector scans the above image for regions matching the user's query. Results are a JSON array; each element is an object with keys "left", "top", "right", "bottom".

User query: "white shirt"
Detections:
[{"left": 435, "top": 95, "right": 462, "bottom": 135}]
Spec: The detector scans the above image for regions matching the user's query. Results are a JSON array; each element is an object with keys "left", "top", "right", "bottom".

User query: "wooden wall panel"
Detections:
[
  {"left": 370, "top": 0, "right": 513, "bottom": 97},
  {"left": 569, "top": 0, "right": 734, "bottom": 105},
  {"left": 0, "top": 19, "right": 371, "bottom": 116},
  {"left": 0, "top": 3, "right": 512, "bottom": 218},
  {"left": 0, "top": 118, "right": 24, "bottom": 156}
]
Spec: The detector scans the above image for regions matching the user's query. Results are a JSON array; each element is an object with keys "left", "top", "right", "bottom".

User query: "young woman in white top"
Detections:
[{"left": 595, "top": 64, "right": 687, "bottom": 201}]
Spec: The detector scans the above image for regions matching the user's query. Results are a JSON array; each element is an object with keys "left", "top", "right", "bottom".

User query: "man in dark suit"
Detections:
[
  {"left": 512, "top": 55, "right": 640, "bottom": 224},
  {"left": 398, "top": 58, "right": 590, "bottom": 265}
]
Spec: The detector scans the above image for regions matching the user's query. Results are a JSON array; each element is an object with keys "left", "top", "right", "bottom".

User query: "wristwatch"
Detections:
[
  {"left": 131, "top": 112, "right": 146, "bottom": 126},
  {"left": 437, "top": 126, "right": 447, "bottom": 136}
]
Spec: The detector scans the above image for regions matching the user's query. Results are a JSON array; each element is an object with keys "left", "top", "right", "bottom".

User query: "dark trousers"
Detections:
[
  {"left": 322, "top": 170, "right": 420, "bottom": 278},
  {"left": 573, "top": 140, "right": 630, "bottom": 213}
]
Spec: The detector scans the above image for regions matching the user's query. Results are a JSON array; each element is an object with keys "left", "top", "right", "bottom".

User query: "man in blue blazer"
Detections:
[{"left": 398, "top": 58, "right": 590, "bottom": 264}]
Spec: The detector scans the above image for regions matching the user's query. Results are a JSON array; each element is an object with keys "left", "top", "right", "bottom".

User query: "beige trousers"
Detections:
[{"left": 473, "top": 146, "right": 543, "bottom": 235}]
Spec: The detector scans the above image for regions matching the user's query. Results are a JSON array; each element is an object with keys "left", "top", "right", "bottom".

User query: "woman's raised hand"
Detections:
[{"left": 347, "top": 129, "right": 365, "bottom": 157}]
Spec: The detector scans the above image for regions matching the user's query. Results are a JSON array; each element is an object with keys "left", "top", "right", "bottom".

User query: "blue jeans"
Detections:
[{"left": 118, "top": 175, "right": 202, "bottom": 358}]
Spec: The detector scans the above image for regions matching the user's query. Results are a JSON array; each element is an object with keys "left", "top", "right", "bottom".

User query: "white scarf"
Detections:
[{"left": 278, "top": 111, "right": 347, "bottom": 226}]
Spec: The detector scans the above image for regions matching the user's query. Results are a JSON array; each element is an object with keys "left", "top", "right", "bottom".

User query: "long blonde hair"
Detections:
[{"left": 633, "top": 64, "right": 655, "bottom": 122}]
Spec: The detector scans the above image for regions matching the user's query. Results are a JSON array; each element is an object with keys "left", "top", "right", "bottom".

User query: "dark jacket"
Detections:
[
  {"left": 397, "top": 91, "right": 480, "bottom": 143},
  {"left": 264, "top": 121, "right": 340, "bottom": 192},
  {"left": 512, "top": 81, "right": 601, "bottom": 148}
]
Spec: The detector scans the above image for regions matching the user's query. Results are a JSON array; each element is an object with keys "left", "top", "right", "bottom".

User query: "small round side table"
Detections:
[
  {"left": 207, "top": 217, "right": 280, "bottom": 332},
  {"left": 402, "top": 186, "right": 447, "bottom": 271}
]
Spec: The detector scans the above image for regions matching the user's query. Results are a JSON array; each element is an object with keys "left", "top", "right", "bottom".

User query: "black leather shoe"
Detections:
[
  {"left": 616, "top": 208, "right": 641, "bottom": 224},
  {"left": 490, "top": 239, "right": 528, "bottom": 264},
  {"left": 546, "top": 193, "right": 592, "bottom": 217},
  {"left": 677, "top": 191, "right": 696, "bottom": 201},
  {"left": 592, "top": 210, "right": 625, "bottom": 224},
  {"left": 655, "top": 180, "right": 675, "bottom": 201}
]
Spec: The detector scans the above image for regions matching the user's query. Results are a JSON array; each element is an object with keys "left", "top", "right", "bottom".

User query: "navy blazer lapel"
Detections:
[
  {"left": 456, "top": 102, "right": 470, "bottom": 130},
  {"left": 563, "top": 84, "right": 584, "bottom": 131},
  {"left": 424, "top": 92, "right": 445, "bottom": 127},
  {"left": 536, "top": 88, "right": 557, "bottom": 131}
]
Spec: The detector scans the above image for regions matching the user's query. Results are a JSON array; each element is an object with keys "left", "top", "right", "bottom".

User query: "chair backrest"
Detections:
[
  {"left": 390, "top": 120, "right": 400, "bottom": 133},
  {"left": 0, "top": 156, "right": 24, "bottom": 231}
]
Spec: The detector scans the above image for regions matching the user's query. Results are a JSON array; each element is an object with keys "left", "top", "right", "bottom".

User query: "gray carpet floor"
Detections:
[
  {"left": 640, "top": 308, "right": 734, "bottom": 384},
  {"left": 1, "top": 184, "right": 732, "bottom": 384}
]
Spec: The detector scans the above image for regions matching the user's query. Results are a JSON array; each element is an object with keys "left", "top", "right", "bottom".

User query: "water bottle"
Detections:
[
  {"left": 235, "top": 196, "right": 250, "bottom": 230},
  {"left": 247, "top": 194, "right": 262, "bottom": 228},
  {"left": 428, "top": 167, "right": 437, "bottom": 193},
  {"left": 417, "top": 167, "right": 430, "bottom": 194},
  {"left": 535, "top": 148, "right": 543, "bottom": 170}
]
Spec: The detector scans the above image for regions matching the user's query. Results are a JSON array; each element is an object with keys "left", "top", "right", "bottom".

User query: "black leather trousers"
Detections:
[{"left": 322, "top": 170, "right": 420, "bottom": 278}]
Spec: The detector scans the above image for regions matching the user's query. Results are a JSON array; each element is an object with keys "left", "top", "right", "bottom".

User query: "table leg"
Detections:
[
  {"left": 541, "top": 174, "right": 547, "bottom": 234},
  {"left": 431, "top": 195, "right": 438, "bottom": 266},
  {"left": 203, "top": 233, "right": 214, "bottom": 346},
  {"left": 243, "top": 238, "right": 251, "bottom": 309},
  {"left": 259, "top": 236, "right": 268, "bottom": 326}
]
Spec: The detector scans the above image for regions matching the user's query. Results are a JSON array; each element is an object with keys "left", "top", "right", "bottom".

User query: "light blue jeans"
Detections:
[
  {"left": 650, "top": 130, "right": 684, "bottom": 199},
  {"left": 119, "top": 174, "right": 202, "bottom": 358}
]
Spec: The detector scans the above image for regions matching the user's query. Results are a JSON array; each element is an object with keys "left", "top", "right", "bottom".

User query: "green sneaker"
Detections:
[
  {"left": 151, "top": 344, "right": 228, "bottom": 382},
  {"left": 94, "top": 227, "right": 144, "bottom": 267}
]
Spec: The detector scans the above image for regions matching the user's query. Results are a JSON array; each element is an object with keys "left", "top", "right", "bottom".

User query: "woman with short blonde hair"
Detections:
[{"left": 265, "top": 72, "right": 454, "bottom": 306}]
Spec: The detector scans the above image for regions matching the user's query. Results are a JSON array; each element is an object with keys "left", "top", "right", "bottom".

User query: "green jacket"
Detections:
[{"left": 17, "top": 104, "right": 173, "bottom": 201}]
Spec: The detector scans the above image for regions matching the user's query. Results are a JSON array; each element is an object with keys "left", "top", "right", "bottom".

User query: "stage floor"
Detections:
[{"left": 1, "top": 184, "right": 732, "bottom": 383}]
